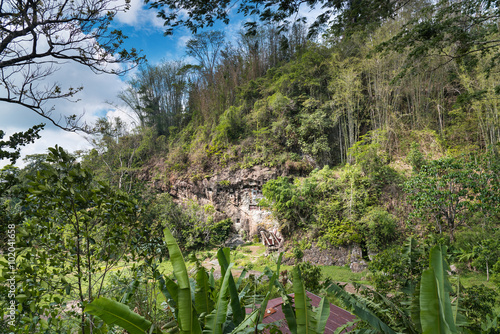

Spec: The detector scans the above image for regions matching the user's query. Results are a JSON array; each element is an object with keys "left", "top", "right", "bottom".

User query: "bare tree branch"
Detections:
[{"left": 0, "top": 0, "right": 146, "bottom": 132}]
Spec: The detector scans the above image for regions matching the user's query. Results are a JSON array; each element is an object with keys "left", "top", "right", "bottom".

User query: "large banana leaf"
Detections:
[
  {"left": 314, "top": 297, "right": 330, "bottom": 334},
  {"left": 84, "top": 297, "right": 155, "bottom": 334},
  {"left": 230, "top": 309, "right": 260, "bottom": 334},
  {"left": 217, "top": 248, "right": 245, "bottom": 325},
  {"left": 195, "top": 263, "right": 214, "bottom": 315},
  {"left": 164, "top": 228, "right": 202, "bottom": 334},
  {"left": 326, "top": 283, "right": 397, "bottom": 334},
  {"left": 419, "top": 245, "right": 458, "bottom": 334},
  {"left": 204, "top": 263, "right": 234, "bottom": 334},
  {"left": 292, "top": 266, "right": 330, "bottom": 334},
  {"left": 293, "top": 266, "right": 311, "bottom": 334}
]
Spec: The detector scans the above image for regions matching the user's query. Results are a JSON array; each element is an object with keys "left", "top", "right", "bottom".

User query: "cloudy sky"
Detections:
[{"left": 0, "top": 0, "right": 323, "bottom": 168}]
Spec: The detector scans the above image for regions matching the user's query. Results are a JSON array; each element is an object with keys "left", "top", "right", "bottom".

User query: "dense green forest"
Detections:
[{"left": 1, "top": 0, "right": 500, "bottom": 333}]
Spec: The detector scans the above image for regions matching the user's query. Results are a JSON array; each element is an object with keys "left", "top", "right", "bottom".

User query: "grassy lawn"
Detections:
[
  {"left": 321, "top": 265, "right": 369, "bottom": 284},
  {"left": 196, "top": 244, "right": 371, "bottom": 286},
  {"left": 458, "top": 271, "right": 496, "bottom": 289}
]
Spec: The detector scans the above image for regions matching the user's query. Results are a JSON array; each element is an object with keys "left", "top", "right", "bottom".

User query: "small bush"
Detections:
[
  {"left": 460, "top": 284, "right": 498, "bottom": 332},
  {"left": 210, "top": 218, "right": 233, "bottom": 246},
  {"left": 406, "top": 142, "right": 426, "bottom": 172},
  {"left": 360, "top": 207, "right": 398, "bottom": 252},
  {"left": 297, "top": 261, "right": 322, "bottom": 293},
  {"left": 318, "top": 219, "right": 362, "bottom": 247}
]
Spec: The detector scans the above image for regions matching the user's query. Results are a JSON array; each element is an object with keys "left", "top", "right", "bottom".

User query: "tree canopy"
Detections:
[
  {"left": 380, "top": 0, "right": 500, "bottom": 75},
  {"left": 0, "top": 124, "right": 44, "bottom": 164},
  {"left": 145, "top": 0, "right": 408, "bottom": 37}
]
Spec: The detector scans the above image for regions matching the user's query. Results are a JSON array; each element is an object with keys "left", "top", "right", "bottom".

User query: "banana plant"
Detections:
[
  {"left": 85, "top": 297, "right": 163, "bottom": 334},
  {"left": 414, "top": 245, "right": 467, "bottom": 334},
  {"left": 86, "top": 228, "right": 273, "bottom": 334},
  {"left": 162, "top": 228, "right": 203, "bottom": 334},
  {"left": 267, "top": 265, "right": 331, "bottom": 334},
  {"left": 326, "top": 244, "right": 468, "bottom": 334}
]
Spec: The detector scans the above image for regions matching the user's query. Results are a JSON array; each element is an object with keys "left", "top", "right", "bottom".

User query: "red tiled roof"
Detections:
[{"left": 246, "top": 291, "right": 356, "bottom": 333}]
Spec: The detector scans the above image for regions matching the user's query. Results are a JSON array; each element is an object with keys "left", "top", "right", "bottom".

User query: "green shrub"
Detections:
[
  {"left": 406, "top": 142, "right": 426, "bottom": 172},
  {"left": 460, "top": 284, "right": 498, "bottom": 332},
  {"left": 297, "top": 261, "right": 322, "bottom": 293},
  {"left": 293, "top": 247, "right": 304, "bottom": 262},
  {"left": 210, "top": 218, "right": 233, "bottom": 246},
  {"left": 214, "top": 106, "right": 244, "bottom": 144},
  {"left": 360, "top": 207, "right": 398, "bottom": 252},
  {"left": 261, "top": 176, "right": 317, "bottom": 235},
  {"left": 368, "top": 238, "right": 429, "bottom": 294},
  {"left": 318, "top": 219, "right": 362, "bottom": 247}
]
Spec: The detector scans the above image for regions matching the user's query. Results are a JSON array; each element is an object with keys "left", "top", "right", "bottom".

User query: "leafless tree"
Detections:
[{"left": 0, "top": 0, "right": 144, "bottom": 132}]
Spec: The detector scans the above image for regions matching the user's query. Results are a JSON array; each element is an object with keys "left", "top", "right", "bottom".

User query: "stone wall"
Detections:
[{"left": 283, "top": 243, "right": 368, "bottom": 272}]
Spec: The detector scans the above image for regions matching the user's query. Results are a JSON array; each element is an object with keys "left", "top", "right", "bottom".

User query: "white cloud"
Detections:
[
  {"left": 298, "top": 3, "right": 327, "bottom": 26},
  {"left": 0, "top": 53, "right": 133, "bottom": 168},
  {"left": 0, "top": 0, "right": 166, "bottom": 169},
  {"left": 176, "top": 34, "right": 192, "bottom": 49},
  {"left": 106, "top": 107, "right": 140, "bottom": 131},
  {"left": 0, "top": 125, "right": 89, "bottom": 168},
  {"left": 116, "top": 0, "right": 164, "bottom": 29}
]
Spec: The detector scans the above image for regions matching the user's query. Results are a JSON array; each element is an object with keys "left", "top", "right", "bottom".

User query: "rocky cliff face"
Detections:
[
  {"left": 149, "top": 164, "right": 368, "bottom": 271},
  {"left": 158, "top": 166, "right": 284, "bottom": 236}
]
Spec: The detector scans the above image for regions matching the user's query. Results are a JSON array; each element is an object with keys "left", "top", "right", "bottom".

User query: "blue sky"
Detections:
[
  {"left": 0, "top": 0, "right": 323, "bottom": 168},
  {"left": 1, "top": 0, "right": 193, "bottom": 168}
]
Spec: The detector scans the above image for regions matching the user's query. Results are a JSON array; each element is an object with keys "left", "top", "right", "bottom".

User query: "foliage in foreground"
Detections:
[
  {"left": 1, "top": 147, "right": 141, "bottom": 333},
  {"left": 86, "top": 228, "right": 333, "bottom": 334},
  {"left": 330, "top": 245, "right": 500, "bottom": 334},
  {"left": 85, "top": 232, "right": 500, "bottom": 334}
]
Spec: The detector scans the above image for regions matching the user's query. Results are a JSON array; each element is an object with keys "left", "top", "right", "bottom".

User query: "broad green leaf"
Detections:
[
  {"left": 420, "top": 268, "right": 446, "bottom": 334},
  {"left": 195, "top": 264, "right": 214, "bottom": 315},
  {"left": 314, "top": 297, "right": 330, "bottom": 334},
  {"left": 164, "top": 228, "right": 201, "bottom": 334},
  {"left": 217, "top": 248, "right": 245, "bottom": 325},
  {"left": 293, "top": 266, "right": 310, "bottom": 334},
  {"left": 420, "top": 245, "right": 458, "bottom": 334},
  {"left": 204, "top": 263, "right": 234, "bottom": 334},
  {"left": 84, "top": 297, "right": 153, "bottom": 334}
]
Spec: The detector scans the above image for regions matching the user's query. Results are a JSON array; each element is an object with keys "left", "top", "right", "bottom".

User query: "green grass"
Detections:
[
  {"left": 321, "top": 265, "right": 369, "bottom": 284},
  {"left": 458, "top": 272, "right": 497, "bottom": 290}
]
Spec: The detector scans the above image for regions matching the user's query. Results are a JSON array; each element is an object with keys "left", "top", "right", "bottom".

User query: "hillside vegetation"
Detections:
[{"left": 1, "top": 0, "right": 500, "bottom": 333}]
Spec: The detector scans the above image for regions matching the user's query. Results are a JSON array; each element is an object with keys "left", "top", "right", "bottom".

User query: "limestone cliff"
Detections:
[
  {"left": 153, "top": 165, "right": 285, "bottom": 236},
  {"left": 147, "top": 163, "right": 368, "bottom": 270}
]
